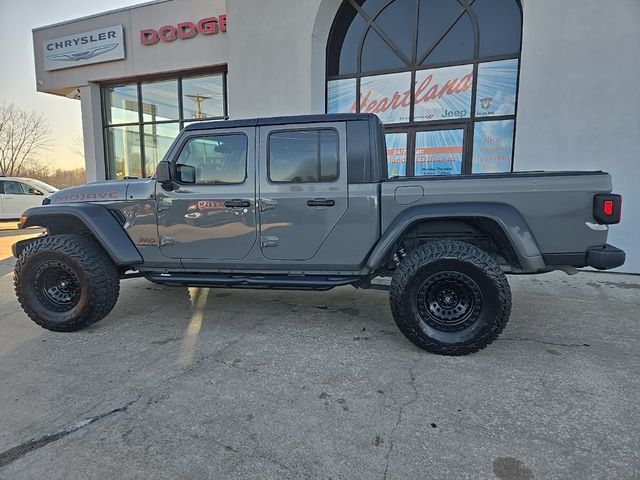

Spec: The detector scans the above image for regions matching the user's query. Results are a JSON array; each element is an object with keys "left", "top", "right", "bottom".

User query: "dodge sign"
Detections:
[{"left": 42, "top": 25, "right": 125, "bottom": 71}]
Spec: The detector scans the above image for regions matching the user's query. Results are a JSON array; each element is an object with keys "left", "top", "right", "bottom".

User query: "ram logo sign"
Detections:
[{"left": 42, "top": 26, "right": 125, "bottom": 71}]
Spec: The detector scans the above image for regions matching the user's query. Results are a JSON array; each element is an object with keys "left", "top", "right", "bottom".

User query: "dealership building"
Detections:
[{"left": 32, "top": 0, "right": 639, "bottom": 272}]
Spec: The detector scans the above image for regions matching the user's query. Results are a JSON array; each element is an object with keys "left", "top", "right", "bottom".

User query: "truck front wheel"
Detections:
[
  {"left": 14, "top": 234, "right": 120, "bottom": 332},
  {"left": 389, "top": 240, "right": 511, "bottom": 355}
]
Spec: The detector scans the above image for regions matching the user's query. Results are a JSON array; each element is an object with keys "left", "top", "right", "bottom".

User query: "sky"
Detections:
[{"left": 0, "top": 0, "right": 148, "bottom": 170}]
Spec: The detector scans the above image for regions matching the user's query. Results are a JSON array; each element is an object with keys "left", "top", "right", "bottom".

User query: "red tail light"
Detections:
[{"left": 593, "top": 194, "right": 621, "bottom": 224}]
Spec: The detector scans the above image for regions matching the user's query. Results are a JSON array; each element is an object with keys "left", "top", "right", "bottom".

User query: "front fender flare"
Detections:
[
  {"left": 17, "top": 203, "right": 143, "bottom": 266},
  {"left": 366, "top": 202, "right": 545, "bottom": 272}
]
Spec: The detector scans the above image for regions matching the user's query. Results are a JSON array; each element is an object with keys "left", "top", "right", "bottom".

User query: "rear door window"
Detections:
[
  {"left": 268, "top": 129, "right": 339, "bottom": 183},
  {"left": 2, "top": 181, "right": 27, "bottom": 194}
]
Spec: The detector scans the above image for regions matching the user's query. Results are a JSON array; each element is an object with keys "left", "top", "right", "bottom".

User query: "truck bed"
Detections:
[{"left": 381, "top": 171, "right": 613, "bottom": 271}]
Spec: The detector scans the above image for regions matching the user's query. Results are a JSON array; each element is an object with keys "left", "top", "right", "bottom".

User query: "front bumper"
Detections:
[{"left": 586, "top": 244, "right": 626, "bottom": 270}]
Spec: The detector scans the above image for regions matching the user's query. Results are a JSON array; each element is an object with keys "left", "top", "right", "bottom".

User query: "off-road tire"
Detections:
[
  {"left": 389, "top": 240, "right": 511, "bottom": 355},
  {"left": 14, "top": 234, "right": 120, "bottom": 332}
]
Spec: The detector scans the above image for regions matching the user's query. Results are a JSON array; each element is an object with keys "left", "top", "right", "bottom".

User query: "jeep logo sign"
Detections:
[{"left": 140, "top": 15, "right": 227, "bottom": 45}]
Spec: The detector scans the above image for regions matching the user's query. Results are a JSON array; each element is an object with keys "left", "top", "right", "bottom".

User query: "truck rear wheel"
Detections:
[
  {"left": 389, "top": 240, "right": 511, "bottom": 355},
  {"left": 14, "top": 234, "right": 120, "bottom": 332}
]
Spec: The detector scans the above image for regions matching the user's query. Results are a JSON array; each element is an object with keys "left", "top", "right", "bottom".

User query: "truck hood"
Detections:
[{"left": 48, "top": 179, "right": 156, "bottom": 204}]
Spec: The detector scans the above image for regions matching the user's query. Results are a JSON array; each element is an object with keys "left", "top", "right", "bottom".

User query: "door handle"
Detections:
[
  {"left": 307, "top": 199, "right": 335, "bottom": 207},
  {"left": 224, "top": 199, "right": 251, "bottom": 208}
]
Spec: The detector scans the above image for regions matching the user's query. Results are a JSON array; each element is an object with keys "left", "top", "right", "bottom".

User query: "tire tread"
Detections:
[
  {"left": 389, "top": 240, "right": 511, "bottom": 355},
  {"left": 14, "top": 234, "right": 120, "bottom": 332}
]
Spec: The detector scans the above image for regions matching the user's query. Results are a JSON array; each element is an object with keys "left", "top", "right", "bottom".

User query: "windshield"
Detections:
[{"left": 27, "top": 179, "right": 59, "bottom": 193}]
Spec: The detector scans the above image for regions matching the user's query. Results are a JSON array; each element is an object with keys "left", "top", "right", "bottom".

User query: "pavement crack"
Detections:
[
  {"left": 382, "top": 362, "right": 420, "bottom": 480},
  {"left": 0, "top": 395, "right": 141, "bottom": 469},
  {"left": 212, "top": 357, "right": 258, "bottom": 373},
  {"left": 498, "top": 337, "right": 589, "bottom": 348}
]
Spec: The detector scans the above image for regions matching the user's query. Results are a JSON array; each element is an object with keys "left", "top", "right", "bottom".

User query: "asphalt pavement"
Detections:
[{"left": 0, "top": 225, "right": 638, "bottom": 479}]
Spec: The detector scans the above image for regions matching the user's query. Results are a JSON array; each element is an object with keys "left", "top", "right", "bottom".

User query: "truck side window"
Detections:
[
  {"left": 268, "top": 129, "right": 339, "bottom": 183},
  {"left": 175, "top": 134, "right": 247, "bottom": 184}
]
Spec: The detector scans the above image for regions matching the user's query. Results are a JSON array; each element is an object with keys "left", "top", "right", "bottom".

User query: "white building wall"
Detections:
[
  {"left": 79, "top": 84, "right": 106, "bottom": 181},
  {"left": 514, "top": 0, "right": 640, "bottom": 272},
  {"left": 226, "top": 0, "right": 327, "bottom": 119}
]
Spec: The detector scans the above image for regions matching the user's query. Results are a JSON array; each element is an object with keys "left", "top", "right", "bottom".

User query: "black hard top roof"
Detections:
[{"left": 183, "top": 113, "right": 379, "bottom": 131}]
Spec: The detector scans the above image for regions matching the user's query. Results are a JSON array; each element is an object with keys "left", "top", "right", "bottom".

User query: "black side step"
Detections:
[{"left": 144, "top": 273, "right": 361, "bottom": 291}]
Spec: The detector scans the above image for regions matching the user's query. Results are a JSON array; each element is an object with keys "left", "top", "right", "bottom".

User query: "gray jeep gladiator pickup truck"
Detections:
[{"left": 12, "top": 113, "right": 625, "bottom": 355}]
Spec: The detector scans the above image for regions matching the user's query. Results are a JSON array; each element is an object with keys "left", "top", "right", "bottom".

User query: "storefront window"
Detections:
[
  {"left": 359, "top": 72, "right": 411, "bottom": 124},
  {"left": 141, "top": 80, "right": 179, "bottom": 122},
  {"left": 106, "top": 125, "right": 143, "bottom": 179},
  {"left": 104, "top": 85, "right": 138, "bottom": 125},
  {"left": 326, "top": 0, "right": 522, "bottom": 176},
  {"left": 475, "top": 59, "right": 518, "bottom": 118},
  {"left": 327, "top": 78, "right": 356, "bottom": 114},
  {"left": 472, "top": 120, "right": 515, "bottom": 174},
  {"left": 182, "top": 75, "right": 224, "bottom": 120},
  {"left": 143, "top": 122, "right": 180, "bottom": 172},
  {"left": 414, "top": 64, "right": 473, "bottom": 122},
  {"left": 385, "top": 132, "right": 407, "bottom": 177},
  {"left": 415, "top": 129, "right": 464, "bottom": 176},
  {"left": 103, "top": 71, "right": 227, "bottom": 179}
]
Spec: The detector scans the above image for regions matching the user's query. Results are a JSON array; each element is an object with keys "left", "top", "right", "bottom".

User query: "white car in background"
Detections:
[{"left": 0, "top": 176, "right": 58, "bottom": 219}]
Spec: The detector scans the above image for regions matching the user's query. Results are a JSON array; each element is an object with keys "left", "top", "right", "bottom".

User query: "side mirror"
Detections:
[
  {"left": 29, "top": 188, "right": 44, "bottom": 195},
  {"left": 155, "top": 162, "right": 171, "bottom": 183},
  {"left": 176, "top": 164, "right": 196, "bottom": 184}
]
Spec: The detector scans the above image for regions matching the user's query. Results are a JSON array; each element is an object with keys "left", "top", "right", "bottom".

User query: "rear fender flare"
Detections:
[
  {"left": 366, "top": 202, "right": 545, "bottom": 271},
  {"left": 16, "top": 203, "right": 143, "bottom": 266}
]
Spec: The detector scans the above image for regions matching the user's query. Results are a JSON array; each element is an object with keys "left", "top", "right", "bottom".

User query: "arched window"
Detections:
[{"left": 326, "top": 0, "right": 522, "bottom": 177}]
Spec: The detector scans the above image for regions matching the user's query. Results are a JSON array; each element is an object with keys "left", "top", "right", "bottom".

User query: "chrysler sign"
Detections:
[{"left": 43, "top": 25, "right": 125, "bottom": 71}]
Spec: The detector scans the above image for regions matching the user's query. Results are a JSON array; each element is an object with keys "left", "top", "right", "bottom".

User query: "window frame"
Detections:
[
  {"left": 101, "top": 68, "right": 228, "bottom": 180},
  {"left": 266, "top": 127, "right": 341, "bottom": 184},
  {"left": 326, "top": 0, "right": 522, "bottom": 176},
  {"left": 170, "top": 131, "right": 250, "bottom": 187}
]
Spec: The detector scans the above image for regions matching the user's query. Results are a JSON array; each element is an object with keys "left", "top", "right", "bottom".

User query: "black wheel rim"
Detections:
[
  {"left": 33, "top": 261, "right": 81, "bottom": 312},
  {"left": 416, "top": 271, "right": 483, "bottom": 332}
]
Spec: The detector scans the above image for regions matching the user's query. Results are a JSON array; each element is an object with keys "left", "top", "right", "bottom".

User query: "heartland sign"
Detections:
[
  {"left": 42, "top": 25, "right": 125, "bottom": 71},
  {"left": 353, "top": 65, "right": 474, "bottom": 124},
  {"left": 140, "top": 15, "right": 227, "bottom": 45}
]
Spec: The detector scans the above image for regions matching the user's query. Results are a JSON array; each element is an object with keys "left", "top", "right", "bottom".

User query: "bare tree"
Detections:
[
  {"left": 21, "top": 165, "right": 86, "bottom": 189},
  {"left": 67, "top": 134, "right": 85, "bottom": 160},
  {"left": 0, "top": 102, "right": 51, "bottom": 176}
]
